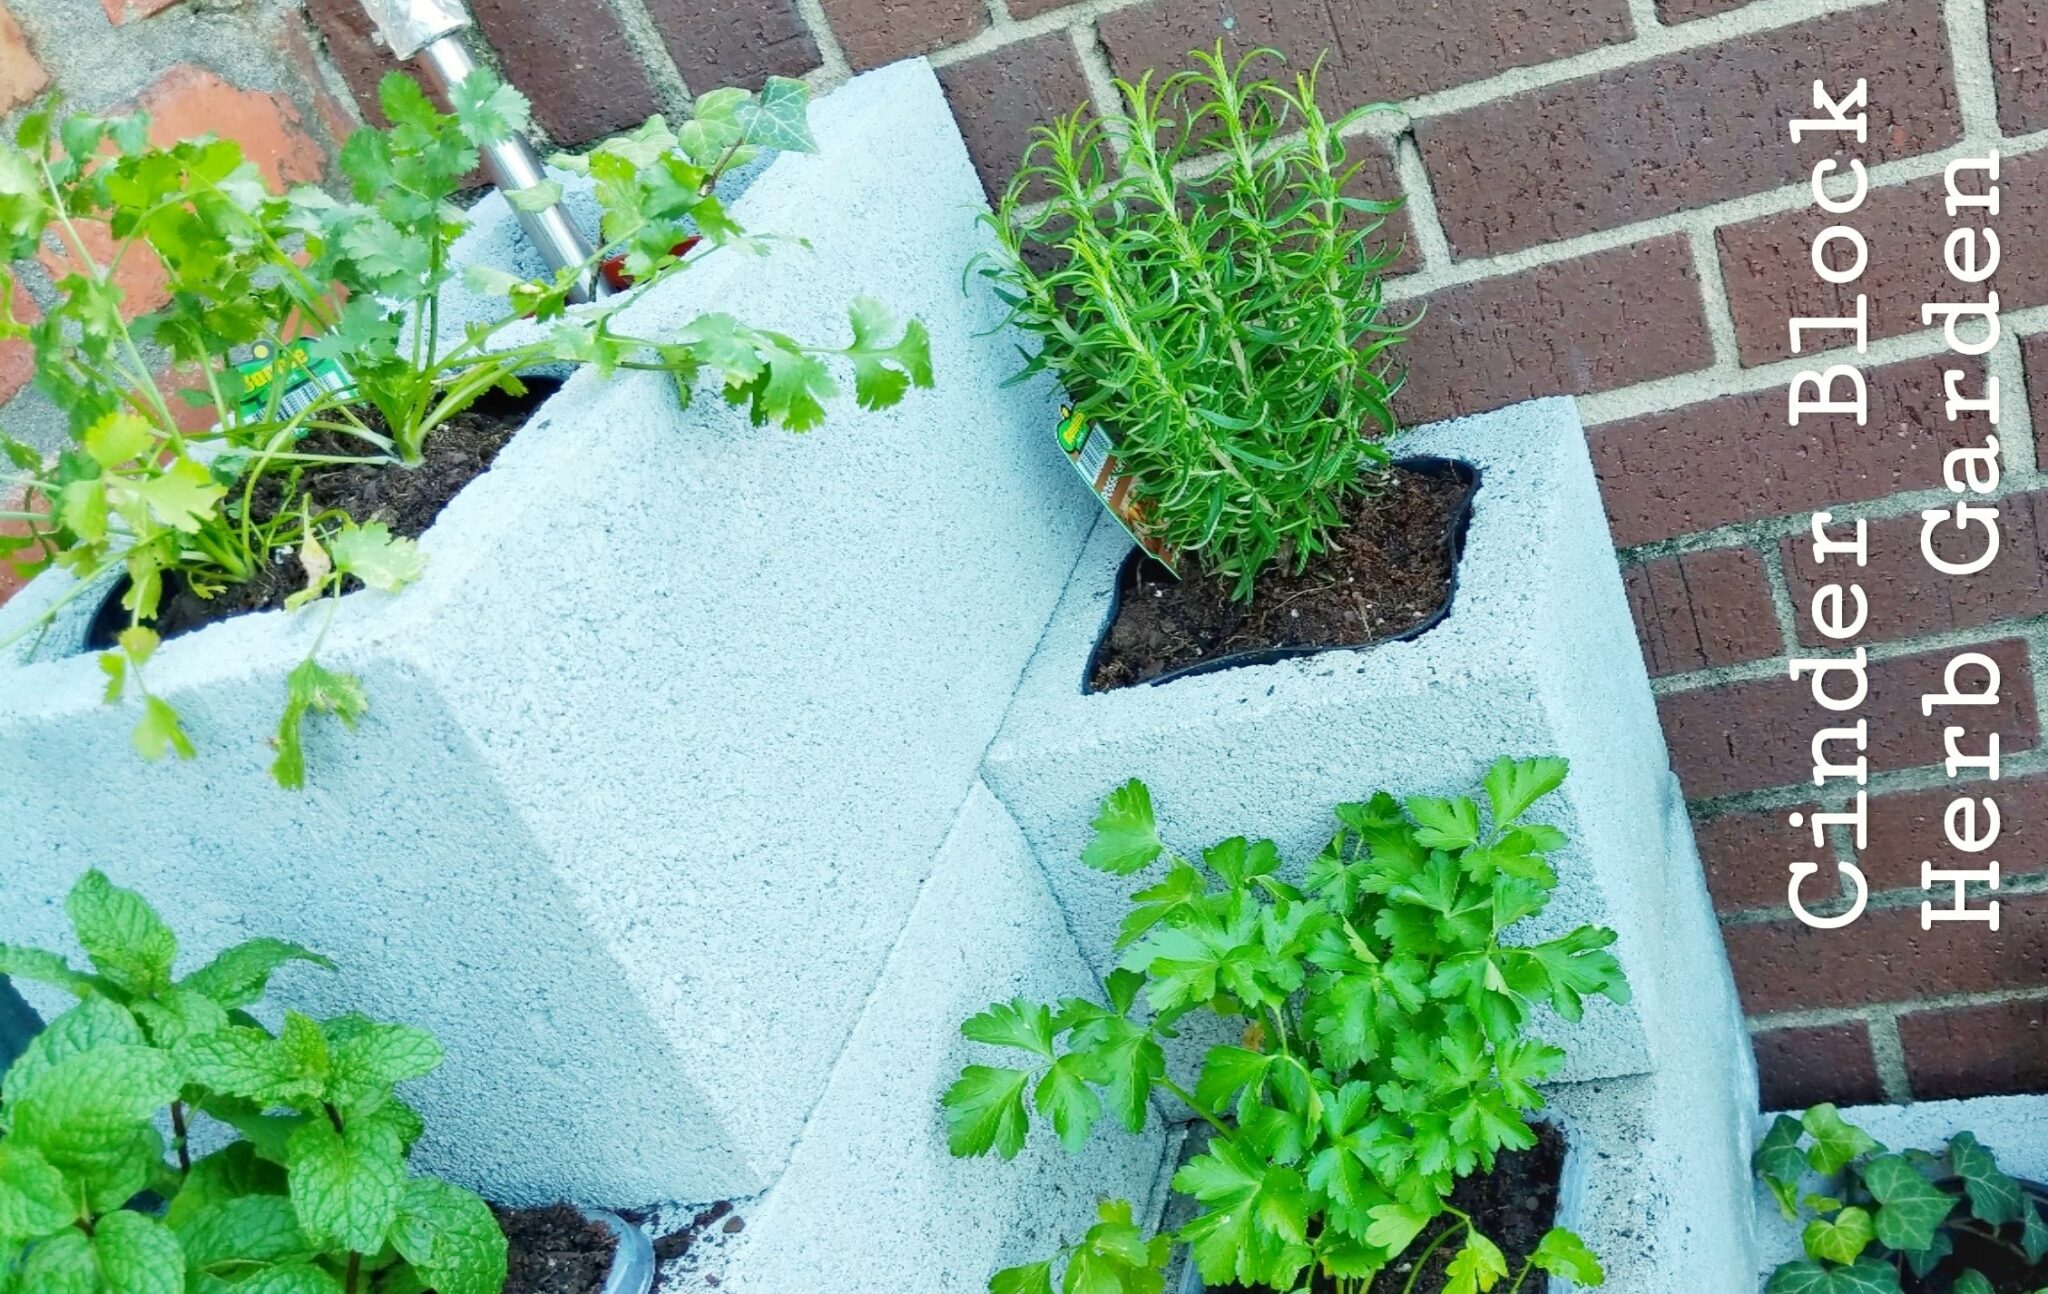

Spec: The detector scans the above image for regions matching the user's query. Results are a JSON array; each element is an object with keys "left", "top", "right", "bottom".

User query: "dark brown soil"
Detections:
[
  {"left": 494, "top": 1204, "right": 618, "bottom": 1294},
  {"left": 96, "top": 382, "right": 551, "bottom": 646},
  {"left": 1088, "top": 464, "right": 1473, "bottom": 691},
  {"left": 650, "top": 1199, "right": 744, "bottom": 1266},
  {"left": 1207, "top": 1122, "right": 1568, "bottom": 1294}
]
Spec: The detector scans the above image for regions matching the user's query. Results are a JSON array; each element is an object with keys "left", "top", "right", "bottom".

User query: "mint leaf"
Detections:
[
  {"left": 230, "top": 1266, "right": 345, "bottom": 1294},
  {"left": 0, "top": 1145, "right": 73, "bottom": 1241},
  {"left": 1803, "top": 1106, "right": 1880, "bottom": 1177},
  {"left": 1084, "top": 780, "right": 1162, "bottom": 875},
  {"left": 389, "top": 1178, "right": 506, "bottom": 1294},
  {"left": 65, "top": 869, "right": 177, "bottom": 996},
  {"left": 175, "top": 1026, "right": 322, "bottom": 1108},
  {"left": 942, "top": 1066, "right": 1032, "bottom": 1159},
  {"left": 9, "top": 1044, "right": 179, "bottom": 1164},
  {"left": 0, "top": 946, "right": 92, "bottom": 997},
  {"left": 180, "top": 938, "right": 334, "bottom": 1009},
  {"left": 171, "top": 1195, "right": 314, "bottom": 1272},
  {"left": 1, "top": 998, "right": 144, "bottom": 1107},
  {"left": 284, "top": 1114, "right": 405, "bottom": 1253},
  {"left": 961, "top": 1000, "right": 1056, "bottom": 1058},
  {"left": 1529, "top": 1228, "right": 1604, "bottom": 1286},
  {"left": 732, "top": 77, "right": 814, "bottom": 153},
  {"left": 325, "top": 1016, "right": 443, "bottom": 1112},
  {"left": 89, "top": 1210, "right": 185, "bottom": 1294}
]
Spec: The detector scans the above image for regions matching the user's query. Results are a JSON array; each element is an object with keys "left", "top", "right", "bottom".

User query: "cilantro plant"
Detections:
[
  {"left": 0, "top": 870, "right": 504, "bottom": 1294},
  {"left": 1757, "top": 1105, "right": 2048, "bottom": 1294},
  {"left": 980, "top": 45, "right": 1407, "bottom": 600},
  {"left": 944, "top": 758, "right": 1629, "bottom": 1294},
  {"left": 0, "top": 70, "right": 931, "bottom": 786}
]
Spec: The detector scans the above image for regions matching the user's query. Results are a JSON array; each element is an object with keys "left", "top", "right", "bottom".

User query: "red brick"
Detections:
[
  {"left": 1719, "top": 151, "right": 2048, "bottom": 367},
  {"left": 1782, "top": 488, "right": 2048, "bottom": 647},
  {"left": 1658, "top": 636, "right": 2038, "bottom": 799},
  {"left": 1695, "top": 804, "right": 1821, "bottom": 914},
  {"left": 1590, "top": 357, "right": 1989, "bottom": 547},
  {"left": 1726, "top": 890, "right": 2048, "bottom": 1013},
  {"left": 937, "top": 31, "right": 1092, "bottom": 202},
  {"left": 468, "top": 0, "right": 659, "bottom": 144},
  {"left": 1625, "top": 546, "right": 1780, "bottom": 677},
  {"left": 0, "top": 277, "right": 40, "bottom": 404},
  {"left": 136, "top": 66, "right": 326, "bottom": 188},
  {"left": 1990, "top": 0, "right": 2048, "bottom": 133},
  {"left": 1346, "top": 139, "right": 1418, "bottom": 276},
  {"left": 821, "top": 0, "right": 986, "bottom": 70},
  {"left": 642, "top": 0, "right": 820, "bottom": 92},
  {"left": 0, "top": 3, "right": 47, "bottom": 113},
  {"left": 1860, "top": 776, "right": 2048, "bottom": 894},
  {"left": 1392, "top": 236, "right": 1711, "bottom": 425},
  {"left": 1752, "top": 1021, "right": 1887, "bottom": 1109},
  {"left": 1005, "top": 0, "right": 1073, "bottom": 15},
  {"left": 2029, "top": 334, "right": 2048, "bottom": 470},
  {"left": 100, "top": 0, "right": 178, "bottom": 23},
  {"left": 1418, "top": 0, "right": 1961, "bottom": 259},
  {"left": 1899, "top": 998, "right": 2048, "bottom": 1099},
  {"left": 1657, "top": 0, "right": 1752, "bottom": 22},
  {"left": 1097, "top": 0, "right": 1631, "bottom": 113}
]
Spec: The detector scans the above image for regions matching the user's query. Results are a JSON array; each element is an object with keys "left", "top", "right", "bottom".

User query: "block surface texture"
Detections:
[
  {"left": 0, "top": 59, "right": 1094, "bottom": 1205},
  {"left": 983, "top": 398, "right": 1690, "bottom": 1083},
  {"left": 659, "top": 786, "right": 1170, "bottom": 1292}
]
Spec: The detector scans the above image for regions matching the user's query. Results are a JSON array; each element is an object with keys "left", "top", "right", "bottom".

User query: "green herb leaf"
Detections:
[
  {"left": 0, "top": 1145, "right": 75, "bottom": 1241},
  {"left": 1802, "top": 1204, "right": 1874, "bottom": 1265},
  {"left": 732, "top": 77, "right": 815, "bottom": 153},
  {"left": 284, "top": 1113, "right": 405, "bottom": 1253},
  {"left": 1529, "top": 1228, "right": 1604, "bottom": 1286},
  {"left": 1083, "top": 780, "right": 1163, "bottom": 875},
  {"left": 1481, "top": 757, "right": 1568, "bottom": 827},
  {"left": 1444, "top": 1231, "right": 1508, "bottom": 1294},
  {"left": 1860, "top": 1154, "right": 1952, "bottom": 1253},
  {"left": 1951, "top": 1131, "right": 2024, "bottom": 1225},
  {"left": 389, "top": 1178, "right": 507, "bottom": 1294},
  {"left": 942, "top": 1066, "right": 1032, "bottom": 1160},
  {"left": 180, "top": 938, "right": 334, "bottom": 1009},
  {"left": 65, "top": 869, "right": 177, "bottom": 996}
]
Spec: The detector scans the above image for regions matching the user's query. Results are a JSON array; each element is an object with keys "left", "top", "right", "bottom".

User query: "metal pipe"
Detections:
[{"left": 357, "top": 0, "right": 609, "bottom": 302}]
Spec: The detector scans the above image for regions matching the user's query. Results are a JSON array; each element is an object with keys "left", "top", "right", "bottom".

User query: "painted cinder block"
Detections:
[
  {"left": 0, "top": 60, "right": 1095, "bottom": 1205},
  {"left": 983, "top": 398, "right": 1712, "bottom": 1084}
]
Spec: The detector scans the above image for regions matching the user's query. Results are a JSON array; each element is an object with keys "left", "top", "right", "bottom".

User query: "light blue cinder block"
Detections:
[
  {"left": 0, "top": 60, "right": 1095, "bottom": 1206},
  {"left": 984, "top": 399, "right": 1693, "bottom": 1084}
]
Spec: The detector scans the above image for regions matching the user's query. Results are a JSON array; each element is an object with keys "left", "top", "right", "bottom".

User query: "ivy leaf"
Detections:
[
  {"left": 272, "top": 659, "right": 369, "bottom": 791},
  {"left": 2020, "top": 1195, "right": 2048, "bottom": 1264},
  {"left": 389, "top": 1178, "right": 507, "bottom": 1294},
  {"left": 180, "top": 938, "right": 334, "bottom": 1009},
  {"left": 65, "top": 869, "right": 177, "bottom": 996},
  {"left": 1860, "top": 1154, "right": 1952, "bottom": 1253},
  {"left": 1801, "top": 1105, "right": 1880, "bottom": 1176},
  {"left": 1802, "top": 1204, "right": 1874, "bottom": 1265},
  {"left": 1083, "top": 780, "right": 1163, "bottom": 875},
  {"left": 284, "top": 1114, "right": 406, "bottom": 1253},
  {"left": 1405, "top": 797, "right": 1479, "bottom": 851},
  {"left": 1754, "top": 1113, "right": 1809, "bottom": 1214},
  {"left": 0, "top": 946, "right": 94, "bottom": 998},
  {"left": 942, "top": 1066, "right": 1032, "bottom": 1159},
  {"left": 732, "top": 77, "right": 815, "bottom": 153},
  {"left": 1444, "top": 1232, "right": 1508, "bottom": 1294},
  {"left": 1481, "top": 757, "right": 1569, "bottom": 826},
  {"left": 1951, "top": 1131, "right": 2024, "bottom": 1225},
  {"left": 1529, "top": 1228, "right": 1604, "bottom": 1286},
  {"left": 1951, "top": 1271, "right": 1993, "bottom": 1294}
]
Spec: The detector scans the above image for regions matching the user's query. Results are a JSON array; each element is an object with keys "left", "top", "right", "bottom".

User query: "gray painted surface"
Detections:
[{"left": 0, "top": 59, "right": 1094, "bottom": 1205}]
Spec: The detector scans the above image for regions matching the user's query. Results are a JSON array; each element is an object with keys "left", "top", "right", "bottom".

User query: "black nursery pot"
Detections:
[{"left": 1083, "top": 456, "right": 1481, "bottom": 693}]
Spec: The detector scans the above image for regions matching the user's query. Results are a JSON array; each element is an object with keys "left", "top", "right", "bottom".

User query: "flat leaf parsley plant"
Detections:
[
  {"left": 0, "top": 870, "right": 503, "bottom": 1294},
  {"left": 945, "top": 757, "right": 1629, "bottom": 1293}
]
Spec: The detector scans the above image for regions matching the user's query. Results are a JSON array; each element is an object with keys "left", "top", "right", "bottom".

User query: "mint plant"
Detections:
[
  {"left": 0, "top": 69, "right": 931, "bottom": 787},
  {"left": 1758, "top": 1105, "right": 2048, "bottom": 1293},
  {"left": 980, "top": 45, "right": 1408, "bottom": 600},
  {"left": 944, "top": 758, "right": 1628, "bottom": 1293},
  {"left": 0, "top": 870, "right": 504, "bottom": 1294}
]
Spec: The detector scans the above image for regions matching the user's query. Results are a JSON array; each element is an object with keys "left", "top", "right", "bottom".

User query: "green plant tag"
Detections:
[
  {"left": 232, "top": 341, "right": 354, "bottom": 425},
  {"left": 1057, "top": 407, "right": 1178, "bottom": 575}
]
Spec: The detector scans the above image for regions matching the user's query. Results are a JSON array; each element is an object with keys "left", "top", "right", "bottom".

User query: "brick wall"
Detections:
[{"left": 2, "top": 0, "right": 2045, "bottom": 1111}]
